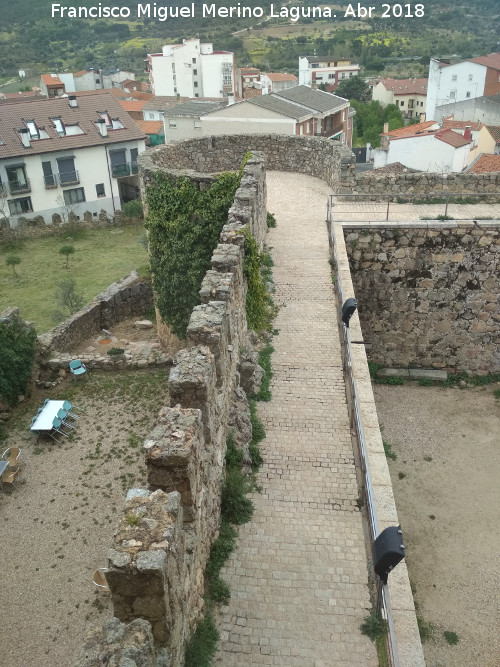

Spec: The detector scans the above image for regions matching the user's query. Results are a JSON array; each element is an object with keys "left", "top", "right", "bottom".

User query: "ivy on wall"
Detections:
[
  {"left": 145, "top": 153, "right": 252, "bottom": 339},
  {"left": 242, "top": 230, "right": 276, "bottom": 334},
  {"left": 0, "top": 318, "right": 37, "bottom": 406}
]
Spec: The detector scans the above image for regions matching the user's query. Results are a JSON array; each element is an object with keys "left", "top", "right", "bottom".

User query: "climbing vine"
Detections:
[
  {"left": 0, "top": 318, "right": 37, "bottom": 406},
  {"left": 242, "top": 229, "right": 276, "bottom": 334},
  {"left": 146, "top": 169, "right": 244, "bottom": 339}
]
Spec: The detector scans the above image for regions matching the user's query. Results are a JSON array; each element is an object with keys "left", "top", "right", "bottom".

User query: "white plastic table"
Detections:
[
  {"left": 0, "top": 460, "right": 8, "bottom": 476},
  {"left": 31, "top": 400, "right": 65, "bottom": 432}
]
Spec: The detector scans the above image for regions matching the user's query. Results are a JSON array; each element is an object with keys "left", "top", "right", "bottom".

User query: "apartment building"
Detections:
[
  {"left": 146, "top": 38, "right": 235, "bottom": 98},
  {"left": 0, "top": 93, "right": 146, "bottom": 226},
  {"left": 298, "top": 56, "right": 360, "bottom": 89},
  {"left": 372, "top": 78, "right": 428, "bottom": 119}
]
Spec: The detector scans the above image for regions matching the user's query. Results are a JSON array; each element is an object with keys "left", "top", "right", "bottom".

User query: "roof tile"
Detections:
[{"left": 467, "top": 153, "right": 500, "bottom": 173}]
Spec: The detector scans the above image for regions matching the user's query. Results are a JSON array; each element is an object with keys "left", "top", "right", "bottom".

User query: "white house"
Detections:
[
  {"left": 298, "top": 56, "right": 360, "bottom": 90},
  {"left": 146, "top": 38, "right": 235, "bottom": 99},
  {"left": 373, "top": 121, "right": 472, "bottom": 172},
  {"left": 260, "top": 73, "right": 298, "bottom": 95},
  {"left": 0, "top": 93, "right": 146, "bottom": 226},
  {"left": 426, "top": 52, "right": 500, "bottom": 122},
  {"left": 202, "top": 86, "right": 354, "bottom": 147},
  {"left": 163, "top": 100, "right": 227, "bottom": 144},
  {"left": 372, "top": 77, "right": 427, "bottom": 119},
  {"left": 435, "top": 94, "right": 500, "bottom": 126}
]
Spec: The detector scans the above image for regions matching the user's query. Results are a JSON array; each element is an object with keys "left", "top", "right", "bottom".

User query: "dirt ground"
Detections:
[
  {"left": 73, "top": 315, "right": 160, "bottom": 356},
  {"left": 0, "top": 369, "right": 169, "bottom": 667},
  {"left": 373, "top": 384, "right": 500, "bottom": 667}
]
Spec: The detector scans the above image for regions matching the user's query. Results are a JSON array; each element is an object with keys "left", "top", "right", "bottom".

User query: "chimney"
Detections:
[
  {"left": 96, "top": 118, "right": 108, "bottom": 137},
  {"left": 383, "top": 122, "right": 389, "bottom": 133},
  {"left": 68, "top": 95, "right": 78, "bottom": 108},
  {"left": 19, "top": 128, "right": 31, "bottom": 148},
  {"left": 464, "top": 125, "right": 472, "bottom": 141}
]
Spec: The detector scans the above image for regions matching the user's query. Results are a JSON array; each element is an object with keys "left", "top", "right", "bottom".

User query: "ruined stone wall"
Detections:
[
  {"left": 0, "top": 209, "right": 137, "bottom": 238},
  {"left": 75, "top": 151, "right": 265, "bottom": 666},
  {"left": 339, "top": 161, "right": 500, "bottom": 198},
  {"left": 139, "top": 134, "right": 352, "bottom": 190},
  {"left": 344, "top": 222, "right": 500, "bottom": 373},
  {"left": 37, "top": 271, "right": 153, "bottom": 354}
]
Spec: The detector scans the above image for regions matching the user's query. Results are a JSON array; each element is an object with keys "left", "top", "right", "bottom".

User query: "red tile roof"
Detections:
[
  {"left": 383, "top": 120, "right": 437, "bottom": 138},
  {"left": 485, "top": 125, "right": 500, "bottom": 142},
  {"left": 442, "top": 119, "right": 482, "bottom": 131},
  {"left": 0, "top": 93, "right": 145, "bottom": 159},
  {"left": 380, "top": 77, "right": 428, "bottom": 95},
  {"left": 467, "top": 154, "right": 500, "bottom": 173},
  {"left": 435, "top": 129, "right": 471, "bottom": 147},
  {"left": 135, "top": 120, "right": 164, "bottom": 135},
  {"left": 118, "top": 100, "right": 146, "bottom": 112},
  {"left": 469, "top": 52, "right": 500, "bottom": 71},
  {"left": 41, "top": 74, "right": 63, "bottom": 86},
  {"left": 265, "top": 73, "right": 298, "bottom": 82}
]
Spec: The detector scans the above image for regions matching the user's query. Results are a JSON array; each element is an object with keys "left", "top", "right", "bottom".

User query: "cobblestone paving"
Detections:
[{"left": 215, "top": 173, "right": 378, "bottom": 666}]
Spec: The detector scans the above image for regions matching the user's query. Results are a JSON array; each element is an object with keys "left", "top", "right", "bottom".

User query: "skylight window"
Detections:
[
  {"left": 98, "top": 111, "right": 112, "bottom": 127},
  {"left": 65, "top": 124, "right": 84, "bottom": 136},
  {"left": 26, "top": 120, "right": 39, "bottom": 139},
  {"left": 111, "top": 118, "right": 124, "bottom": 130},
  {"left": 51, "top": 117, "right": 65, "bottom": 136}
]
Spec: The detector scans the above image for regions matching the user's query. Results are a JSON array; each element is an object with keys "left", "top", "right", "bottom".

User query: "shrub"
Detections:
[
  {"left": 360, "top": 612, "right": 387, "bottom": 641},
  {"left": 59, "top": 245, "right": 75, "bottom": 268},
  {"left": 184, "top": 613, "right": 219, "bottom": 667},
  {"left": 266, "top": 211, "right": 277, "bottom": 228},
  {"left": 122, "top": 200, "right": 144, "bottom": 218},
  {"left": 53, "top": 277, "right": 85, "bottom": 319},
  {"left": 221, "top": 467, "right": 253, "bottom": 525},
  {"left": 5, "top": 254, "right": 21, "bottom": 276},
  {"left": 0, "top": 317, "right": 37, "bottom": 405}
]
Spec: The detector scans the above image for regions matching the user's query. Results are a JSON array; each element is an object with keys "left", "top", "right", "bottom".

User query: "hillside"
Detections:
[{"left": 0, "top": 0, "right": 498, "bottom": 81}]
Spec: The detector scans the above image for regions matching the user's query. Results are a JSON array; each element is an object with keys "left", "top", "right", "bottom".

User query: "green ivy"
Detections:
[
  {"left": 146, "top": 170, "right": 242, "bottom": 339},
  {"left": 0, "top": 318, "right": 37, "bottom": 406},
  {"left": 242, "top": 230, "right": 276, "bottom": 334}
]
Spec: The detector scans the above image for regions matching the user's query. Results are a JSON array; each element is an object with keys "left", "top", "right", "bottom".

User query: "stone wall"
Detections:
[
  {"left": 344, "top": 222, "right": 500, "bottom": 373},
  {"left": 139, "top": 134, "right": 352, "bottom": 190},
  {"left": 339, "top": 159, "right": 500, "bottom": 198},
  {"left": 37, "top": 271, "right": 153, "bottom": 355},
  {"left": 74, "top": 149, "right": 265, "bottom": 665}
]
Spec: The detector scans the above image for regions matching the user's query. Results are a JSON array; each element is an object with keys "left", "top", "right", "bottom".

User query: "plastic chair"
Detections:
[
  {"left": 1, "top": 447, "right": 21, "bottom": 469},
  {"left": 69, "top": 360, "right": 88, "bottom": 381},
  {"left": 52, "top": 417, "right": 69, "bottom": 438},
  {"left": 57, "top": 408, "right": 75, "bottom": 429},
  {"left": 62, "top": 399, "right": 80, "bottom": 418},
  {"left": 92, "top": 568, "right": 110, "bottom": 592},
  {"left": 1, "top": 468, "right": 19, "bottom": 490}
]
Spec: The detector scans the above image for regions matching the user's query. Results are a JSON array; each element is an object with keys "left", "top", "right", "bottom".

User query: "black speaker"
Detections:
[
  {"left": 373, "top": 525, "right": 405, "bottom": 584},
  {"left": 341, "top": 298, "right": 357, "bottom": 327}
]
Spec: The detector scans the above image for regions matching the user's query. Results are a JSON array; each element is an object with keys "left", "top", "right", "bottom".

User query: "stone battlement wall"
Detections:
[
  {"left": 74, "top": 152, "right": 266, "bottom": 666},
  {"left": 139, "top": 134, "right": 353, "bottom": 190},
  {"left": 344, "top": 222, "right": 500, "bottom": 373}
]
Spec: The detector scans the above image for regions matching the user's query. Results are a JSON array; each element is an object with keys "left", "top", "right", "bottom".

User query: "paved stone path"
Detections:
[{"left": 216, "top": 173, "right": 378, "bottom": 666}]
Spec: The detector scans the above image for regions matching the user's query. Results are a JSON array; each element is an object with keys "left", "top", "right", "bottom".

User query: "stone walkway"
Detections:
[{"left": 215, "top": 173, "right": 378, "bottom": 666}]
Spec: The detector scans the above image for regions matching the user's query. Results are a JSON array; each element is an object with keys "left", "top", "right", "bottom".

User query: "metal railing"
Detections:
[
  {"left": 58, "top": 170, "right": 79, "bottom": 186},
  {"left": 112, "top": 162, "right": 139, "bottom": 178},
  {"left": 8, "top": 178, "right": 31, "bottom": 195},
  {"left": 327, "top": 196, "right": 400, "bottom": 667},
  {"left": 330, "top": 191, "right": 500, "bottom": 222}
]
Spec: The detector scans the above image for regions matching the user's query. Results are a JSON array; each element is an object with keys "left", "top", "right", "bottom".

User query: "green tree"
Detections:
[
  {"left": 59, "top": 245, "right": 75, "bottom": 268},
  {"left": 336, "top": 76, "right": 372, "bottom": 102},
  {"left": 53, "top": 277, "right": 84, "bottom": 320},
  {"left": 0, "top": 318, "right": 37, "bottom": 406},
  {"left": 6, "top": 255, "right": 21, "bottom": 277}
]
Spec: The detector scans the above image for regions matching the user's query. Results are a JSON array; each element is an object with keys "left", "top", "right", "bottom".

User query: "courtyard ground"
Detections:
[
  {"left": 374, "top": 383, "right": 500, "bottom": 667},
  {"left": 0, "top": 368, "right": 169, "bottom": 667}
]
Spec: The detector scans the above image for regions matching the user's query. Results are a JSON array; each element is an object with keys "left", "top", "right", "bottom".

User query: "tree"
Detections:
[
  {"left": 6, "top": 255, "right": 21, "bottom": 277},
  {"left": 53, "top": 278, "right": 84, "bottom": 321},
  {"left": 59, "top": 245, "right": 75, "bottom": 268},
  {"left": 336, "top": 76, "right": 372, "bottom": 103}
]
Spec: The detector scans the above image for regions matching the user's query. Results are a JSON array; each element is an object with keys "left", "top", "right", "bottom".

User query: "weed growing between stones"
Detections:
[
  {"left": 443, "top": 630, "right": 459, "bottom": 645},
  {"left": 383, "top": 439, "right": 397, "bottom": 461},
  {"left": 266, "top": 211, "right": 277, "bottom": 228},
  {"left": 252, "top": 343, "right": 273, "bottom": 402},
  {"left": 184, "top": 613, "right": 219, "bottom": 667}
]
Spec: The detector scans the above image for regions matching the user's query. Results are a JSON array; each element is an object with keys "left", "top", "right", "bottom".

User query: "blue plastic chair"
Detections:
[
  {"left": 57, "top": 408, "right": 75, "bottom": 429},
  {"left": 69, "top": 360, "right": 87, "bottom": 381},
  {"left": 62, "top": 399, "right": 81, "bottom": 417}
]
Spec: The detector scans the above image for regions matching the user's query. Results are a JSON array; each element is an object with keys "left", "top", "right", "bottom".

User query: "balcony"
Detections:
[
  {"left": 58, "top": 170, "right": 79, "bottom": 186},
  {"left": 8, "top": 178, "right": 31, "bottom": 195},
  {"left": 112, "top": 162, "right": 138, "bottom": 178},
  {"left": 44, "top": 174, "right": 57, "bottom": 188}
]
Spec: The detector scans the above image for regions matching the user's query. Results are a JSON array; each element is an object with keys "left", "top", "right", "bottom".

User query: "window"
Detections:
[
  {"left": 8, "top": 197, "right": 32, "bottom": 215},
  {"left": 193, "top": 69, "right": 197, "bottom": 75},
  {"left": 452, "top": 75, "right": 457, "bottom": 81},
  {"left": 468, "top": 74, "right": 473, "bottom": 81},
  {"left": 194, "top": 120, "right": 201, "bottom": 129},
  {"left": 96, "top": 183, "right": 105, "bottom": 197},
  {"left": 328, "top": 73, "right": 335, "bottom": 79},
  {"left": 466, "top": 91, "right": 471, "bottom": 98},
  {"left": 42, "top": 161, "right": 56, "bottom": 187},
  {"left": 148, "top": 113, "right": 155, "bottom": 120},
  {"left": 194, "top": 81, "right": 198, "bottom": 88},
  {"left": 110, "top": 149, "right": 128, "bottom": 177},
  {"left": 172, "top": 64, "right": 175, "bottom": 72},
  {"left": 51, "top": 117, "right": 65, "bottom": 135},
  {"left": 96, "top": 78, "right": 101, "bottom": 84},
  {"left": 168, "top": 121, "right": 177, "bottom": 128},
  {"left": 194, "top": 93, "right": 199, "bottom": 98},
  {"left": 57, "top": 156, "right": 78, "bottom": 184},
  {"left": 6, "top": 164, "right": 29, "bottom": 192},
  {"left": 192, "top": 57, "right": 197, "bottom": 64},
  {"left": 26, "top": 120, "right": 39, "bottom": 139},
  {"left": 450, "top": 91, "right": 456, "bottom": 99},
  {"left": 400, "top": 100, "right": 405, "bottom": 106},
  {"left": 63, "top": 187, "right": 85, "bottom": 205}
]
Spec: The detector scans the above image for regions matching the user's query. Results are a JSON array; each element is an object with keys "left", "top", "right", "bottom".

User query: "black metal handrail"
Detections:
[{"left": 8, "top": 178, "right": 31, "bottom": 194}]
